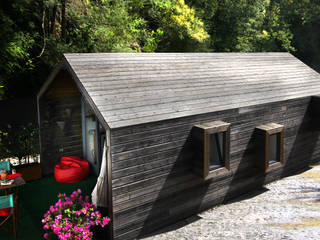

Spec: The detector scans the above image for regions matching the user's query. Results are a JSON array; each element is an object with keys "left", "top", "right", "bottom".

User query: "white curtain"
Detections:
[{"left": 91, "top": 141, "right": 108, "bottom": 207}]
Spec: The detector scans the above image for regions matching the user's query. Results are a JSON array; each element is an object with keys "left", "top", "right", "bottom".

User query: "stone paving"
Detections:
[{"left": 143, "top": 164, "right": 320, "bottom": 240}]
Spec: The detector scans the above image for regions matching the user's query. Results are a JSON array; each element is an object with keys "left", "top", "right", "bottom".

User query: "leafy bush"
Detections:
[
  {"left": 0, "top": 123, "right": 39, "bottom": 164},
  {"left": 0, "top": 129, "right": 10, "bottom": 160}
]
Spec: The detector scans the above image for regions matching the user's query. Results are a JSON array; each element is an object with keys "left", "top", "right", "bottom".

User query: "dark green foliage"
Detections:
[
  {"left": 0, "top": 0, "right": 319, "bottom": 100},
  {"left": 187, "top": 0, "right": 294, "bottom": 52},
  {"left": 0, "top": 130, "right": 10, "bottom": 160},
  {"left": 278, "top": 0, "right": 320, "bottom": 71},
  {"left": 0, "top": 123, "right": 39, "bottom": 164}
]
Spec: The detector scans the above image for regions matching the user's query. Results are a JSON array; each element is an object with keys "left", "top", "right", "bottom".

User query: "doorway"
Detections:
[{"left": 81, "top": 98, "right": 105, "bottom": 175}]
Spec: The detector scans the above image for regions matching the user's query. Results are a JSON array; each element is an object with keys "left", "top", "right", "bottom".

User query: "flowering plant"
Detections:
[{"left": 42, "top": 189, "right": 110, "bottom": 240}]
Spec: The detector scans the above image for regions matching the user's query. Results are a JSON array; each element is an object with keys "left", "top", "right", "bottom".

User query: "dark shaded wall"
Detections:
[
  {"left": 110, "top": 96, "right": 320, "bottom": 240},
  {"left": 38, "top": 71, "right": 83, "bottom": 175}
]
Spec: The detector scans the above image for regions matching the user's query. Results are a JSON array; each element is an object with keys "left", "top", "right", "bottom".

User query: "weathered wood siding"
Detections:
[
  {"left": 39, "top": 71, "right": 83, "bottom": 175},
  {"left": 110, "top": 97, "right": 320, "bottom": 240}
]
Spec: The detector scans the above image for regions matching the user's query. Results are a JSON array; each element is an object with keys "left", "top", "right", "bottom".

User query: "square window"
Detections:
[{"left": 193, "top": 121, "right": 231, "bottom": 180}]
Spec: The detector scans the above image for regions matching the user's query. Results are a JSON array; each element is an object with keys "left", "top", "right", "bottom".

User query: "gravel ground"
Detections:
[{"left": 143, "top": 164, "right": 320, "bottom": 240}]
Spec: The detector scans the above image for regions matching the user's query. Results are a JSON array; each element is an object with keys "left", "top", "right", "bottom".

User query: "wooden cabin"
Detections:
[{"left": 37, "top": 53, "right": 320, "bottom": 240}]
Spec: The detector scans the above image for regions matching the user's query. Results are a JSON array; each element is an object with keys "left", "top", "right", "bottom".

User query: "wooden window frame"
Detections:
[
  {"left": 255, "top": 123, "right": 284, "bottom": 172},
  {"left": 194, "top": 121, "right": 231, "bottom": 180}
]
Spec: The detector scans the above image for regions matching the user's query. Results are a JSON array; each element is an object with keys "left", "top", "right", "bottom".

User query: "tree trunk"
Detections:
[
  {"left": 61, "top": 0, "right": 66, "bottom": 40},
  {"left": 50, "top": 5, "right": 57, "bottom": 34},
  {"left": 46, "top": 8, "right": 50, "bottom": 34}
]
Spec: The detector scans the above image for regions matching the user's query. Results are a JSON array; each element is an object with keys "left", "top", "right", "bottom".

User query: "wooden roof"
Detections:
[{"left": 58, "top": 53, "right": 320, "bottom": 128}]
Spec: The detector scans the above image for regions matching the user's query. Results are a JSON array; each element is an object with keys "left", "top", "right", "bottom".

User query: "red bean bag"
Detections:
[
  {"left": 61, "top": 156, "right": 90, "bottom": 178},
  {"left": 54, "top": 161, "right": 82, "bottom": 183},
  {"left": 54, "top": 156, "right": 90, "bottom": 183}
]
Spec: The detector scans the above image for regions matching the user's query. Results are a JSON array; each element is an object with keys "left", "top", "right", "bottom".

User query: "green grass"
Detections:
[{"left": 1, "top": 175, "right": 97, "bottom": 239}]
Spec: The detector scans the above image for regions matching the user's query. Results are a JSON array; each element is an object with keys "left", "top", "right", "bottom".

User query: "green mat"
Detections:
[{"left": 1, "top": 175, "right": 97, "bottom": 239}]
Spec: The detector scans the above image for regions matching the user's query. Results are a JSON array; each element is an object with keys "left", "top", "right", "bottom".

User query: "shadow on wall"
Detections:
[
  {"left": 138, "top": 127, "right": 269, "bottom": 239},
  {"left": 223, "top": 128, "right": 268, "bottom": 203},
  {"left": 40, "top": 95, "right": 82, "bottom": 176},
  {"left": 225, "top": 99, "right": 320, "bottom": 203},
  {"left": 137, "top": 131, "right": 210, "bottom": 239},
  {"left": 281, "top": 98, "right": 320, "bottom": 202},
  {"left": 281, "top": 98, "right": 320, "bottom": 178},
  {"left": 137, "top": 98, "right": 320, "bottom": 239}
]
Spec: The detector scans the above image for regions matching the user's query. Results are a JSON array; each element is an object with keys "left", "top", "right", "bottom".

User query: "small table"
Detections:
[
  {"left": 0, "top": 176, "right": 25, "bottom": 226},
  {"left": 0, "top": 177, "right": 26, "bottom": 195}
]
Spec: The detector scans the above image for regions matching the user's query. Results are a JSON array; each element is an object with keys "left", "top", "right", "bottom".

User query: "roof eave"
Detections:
[
  {"left": 37, "top": 60, "right": 66, "bottom": 100},
  {"left": 37, "top": 56, "right": 110, "bottom": 131},
  {"left": 62, "top": 55, "right": 111, "bottom": 131}
]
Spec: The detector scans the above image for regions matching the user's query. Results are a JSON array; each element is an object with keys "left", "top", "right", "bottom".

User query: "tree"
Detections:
[
  {"left": 0, "top": 0, "right": 320, "bottom": 100},
  {"left": 143, "top": 0, "right": 209, "bottom": 51},
  {"left": 0, "top": 0, "right": 154, "bottom": 99},
  {"left": 275, "top": 0, "right": 320, "bottom": 72},
  {"left": 187, "top": 0, "right": 294, "bottom": 52},
  {"left": 0, "top": 1, "right": 37, "bottom": 99}
]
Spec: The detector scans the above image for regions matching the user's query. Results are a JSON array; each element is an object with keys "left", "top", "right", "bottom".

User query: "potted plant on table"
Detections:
[{"left": 42, "top": 189, "right": 110, "bottom": 240}]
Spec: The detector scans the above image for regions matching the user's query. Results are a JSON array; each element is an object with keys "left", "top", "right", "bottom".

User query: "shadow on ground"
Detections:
[{"left": 141, "top": 215, "right": 202, "bottom": 239}]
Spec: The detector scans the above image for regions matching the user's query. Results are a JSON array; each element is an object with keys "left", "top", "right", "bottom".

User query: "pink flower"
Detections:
[
  {"left": 66, "top": 222, "right": 73, "bottom": 229},
  {"left": 42, "top": 189, "right": 111, "bottom": 239},
  {"left": 44, "top": 233, "right": 49, "bottom": 239},
  {"left": 65, "top": 232, "right": 71, "bottom": 238},
  {"left": 43, "top": 223, "right": 49, "bottom": 230},
  {"left": 102, "top": 217, "right": 110, "bottom": 227},
  {"left": 49, "top": 205, "right": 55, "bottom": 213}
]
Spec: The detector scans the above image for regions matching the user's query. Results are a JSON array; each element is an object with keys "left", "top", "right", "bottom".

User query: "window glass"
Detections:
[
  {"left": 269, "top": 133, "right": 280, "bottom": 164},
  {"left": 209, "top": 132, "right": 225, "bottom": 169},
  {"left": 82, "top": 99, "right": 104, "bottom": 175}
]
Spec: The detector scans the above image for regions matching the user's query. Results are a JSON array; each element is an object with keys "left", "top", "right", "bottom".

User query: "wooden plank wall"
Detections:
[
  {"left": 39, "top": 71, "right": 83, "bottom": 175},
  {"left": 110, "top": 96, "right": 320, "bottom": 240}
]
